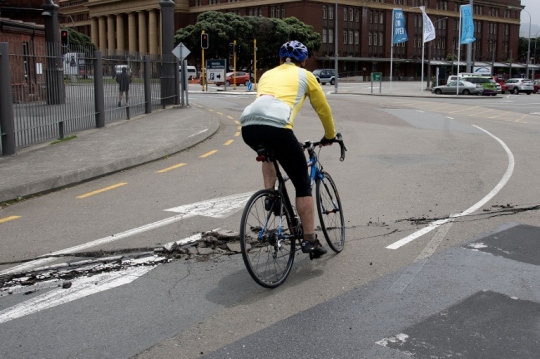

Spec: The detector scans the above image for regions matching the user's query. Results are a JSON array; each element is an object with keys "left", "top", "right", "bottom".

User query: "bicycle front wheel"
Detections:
[
  {"left": 316, "top": 172, "right": 345, "bottom": 252},
  {"left": 239, "top": 189, "right": 296, "bottom": 288}
]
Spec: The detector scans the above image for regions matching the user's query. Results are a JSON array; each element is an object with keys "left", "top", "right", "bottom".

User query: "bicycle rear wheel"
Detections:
[
  {"left": 316, "top": 172, "right": 345, "bottom": 252},
  {"left": 239, "top": 189, "right": 296, "bottom": 288}
]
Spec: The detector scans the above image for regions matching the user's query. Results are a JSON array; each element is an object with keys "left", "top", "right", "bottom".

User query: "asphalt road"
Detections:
[{"left": 1, "top": 90, "right": 540, "bottom": 359}]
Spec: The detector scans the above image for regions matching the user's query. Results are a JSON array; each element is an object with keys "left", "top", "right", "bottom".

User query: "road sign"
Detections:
[
  {"left": 206, "top": 59, "right": 226, "bottom": 84},
  {"left": 172, "top": 42, "right": 191, "bottom": 60}
]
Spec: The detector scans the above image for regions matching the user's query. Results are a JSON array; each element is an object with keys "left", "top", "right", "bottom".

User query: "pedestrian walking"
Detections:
[{"left": 116, "top": 67, "right": 131, "bottom": 106}]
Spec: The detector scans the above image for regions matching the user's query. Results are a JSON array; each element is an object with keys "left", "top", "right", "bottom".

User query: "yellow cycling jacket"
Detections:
[{"left": 239, "top": 63, "right": 337, "bottom": 140}]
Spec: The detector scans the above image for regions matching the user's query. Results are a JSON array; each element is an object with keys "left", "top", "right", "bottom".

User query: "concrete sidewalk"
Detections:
[{"left": 0, "top": 105, "right": 219, "bottom": 203}]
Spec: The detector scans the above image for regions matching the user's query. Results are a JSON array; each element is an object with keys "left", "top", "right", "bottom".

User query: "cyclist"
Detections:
[{"left": 240, "top": 40, "right": 337, "bottom": 257}]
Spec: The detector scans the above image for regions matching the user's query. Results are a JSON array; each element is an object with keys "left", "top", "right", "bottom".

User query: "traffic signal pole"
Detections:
[
  {"left": 233, "top": 40, "right": 237, "bottom": 90},
  {"left": 253, "top": 39, "right": 257, "bottom": 90},
  {"left": 201, "top": 31, "right": 208, "bottom": 91}
]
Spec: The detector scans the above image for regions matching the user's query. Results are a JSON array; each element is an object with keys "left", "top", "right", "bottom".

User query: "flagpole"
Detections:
[
  {"left": 421, "top": 18, "right": 425, "bottom": 93},
  {"left": 390, "top": 9, "right": 395, "bottom": 94},
  {"left": 457, "top": 5, "right": 462, "bottom": 95}
]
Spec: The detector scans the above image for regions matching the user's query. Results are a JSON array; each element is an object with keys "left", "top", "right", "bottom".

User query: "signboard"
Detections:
[
  {"left": 206, "top": 59, "right": 226, "bottom": 84},
  {"left": 172, "top": 42, "right": 191, "bottom": 60},
  {"left": 473, "top": 66, "right": 491, "bottom": 75}
]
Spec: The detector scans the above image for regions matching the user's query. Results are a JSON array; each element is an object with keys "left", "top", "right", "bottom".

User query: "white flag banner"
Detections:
[{"left": 420, "top": 6, "right": 436, "bottom": 43}]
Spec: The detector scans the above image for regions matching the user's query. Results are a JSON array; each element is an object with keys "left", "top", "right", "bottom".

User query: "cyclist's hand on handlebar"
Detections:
[{"left": 319, "top": 136, "right": 335, "bottom": 146}]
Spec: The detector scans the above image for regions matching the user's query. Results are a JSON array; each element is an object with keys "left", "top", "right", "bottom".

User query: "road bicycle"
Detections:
[{"left": 239, "top": 133, "right": 347, "bottom": 288}]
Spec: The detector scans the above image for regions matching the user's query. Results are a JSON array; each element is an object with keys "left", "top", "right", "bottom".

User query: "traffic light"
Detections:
[
  {"left": 201, "top": 33, "right": 209, "bottom": 49},
  {"left": 228, "top": 43, "right": 235, "bottom": 55},
  {"left": 61, "top": 29, "right": 69, "bottom": 47}
]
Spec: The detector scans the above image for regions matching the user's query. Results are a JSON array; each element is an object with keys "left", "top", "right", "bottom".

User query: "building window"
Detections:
[
  {"left": 282, "top": 6, "right": 285, "bottom": 18},
  {"left": 380, "top": 12, "right": 384, "bottom": 24},
  {"left": 270, "top": 6, "right": 274, "bottom": 18},
  {"left": 322, "top": 29, "right": 327, "bottom": 43},
  {"left": 349, "top": 30, "right": 353, "bottom": 44},
  {"left": 374, "top": 32, "right": 378, "bottom": 45},
  {"left": 323, "top": 6, "right": 327, "bottom": 19},
  {"left": 355, "top": 30, "right": 359, "bottom": 44},
  {"left": 329, "top": 29, "right": 334, "bottom": 44},
  {"left": 343, "top": 31, "right": 347, "bottom": 44},
  {"left": 349, "top": 8, "right": 353, "bottom": 22},
  {"left": 355, "top": 9, "right": 360, "bottom": 22},
  {"left": 379, "top": 33, "right": 383, "bottom": 47},
  {"left": 344, "top": 8, "right": 347, "bottom": 21},
  {"left": 369, "top": 32, "right": 372, "bottom": 45},
  {"left": 329, "top": 6, "right": 334, "bottom": 20}
]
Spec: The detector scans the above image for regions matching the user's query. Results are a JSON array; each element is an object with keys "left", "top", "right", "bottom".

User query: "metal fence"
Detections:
[{"left": 1, "top": 42, "right": 180, "bottom": 156}]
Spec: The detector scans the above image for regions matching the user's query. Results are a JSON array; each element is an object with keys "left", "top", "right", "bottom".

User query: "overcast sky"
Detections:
[{"left": 519, "top": 0, "right": 540, "bottom": 36}]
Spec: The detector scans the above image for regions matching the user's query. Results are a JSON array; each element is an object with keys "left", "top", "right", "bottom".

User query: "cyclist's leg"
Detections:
[
  {"left": 274, "top": 132, "right": 327, "bottom": 256},
  {"left": 261, "top": 161, "right": 276, "bottom": 189}
]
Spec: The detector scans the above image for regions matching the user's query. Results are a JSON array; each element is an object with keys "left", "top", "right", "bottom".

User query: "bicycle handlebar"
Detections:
[{"left": 307, "top": 132, "right": 347, "bottom": 162}]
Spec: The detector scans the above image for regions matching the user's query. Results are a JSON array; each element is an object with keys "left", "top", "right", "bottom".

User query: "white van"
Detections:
[{"left": 179, "top": 65, "right": 197, "bottom": 80}]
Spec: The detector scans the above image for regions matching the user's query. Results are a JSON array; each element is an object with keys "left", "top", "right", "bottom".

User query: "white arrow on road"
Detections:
[
  {"left": 0, "top": 266, "right": 155, "bottom": 324},
  {"left": 0, "top": 192, "right": 254, "bottom": 276}
]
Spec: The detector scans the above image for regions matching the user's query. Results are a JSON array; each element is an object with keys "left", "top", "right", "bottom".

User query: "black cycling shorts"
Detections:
[{"left": 242, "top": 125, "right": 312, "bottom": 197}]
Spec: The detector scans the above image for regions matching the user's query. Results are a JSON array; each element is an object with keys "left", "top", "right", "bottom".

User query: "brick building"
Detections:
[
  {"left": 1, "top": 0, "right": 531, "bottom": 78},
  {"left": 0, "top": 17, "right": 46, "bottom": 102}
]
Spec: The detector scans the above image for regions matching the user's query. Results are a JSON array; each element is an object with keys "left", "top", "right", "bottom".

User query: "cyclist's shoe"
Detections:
[
  {"left": 265, "top": 196, "right": 281, "bottom": 216},
  {"left": 301, "top": 239, "right": 327, "bottom": 258}
]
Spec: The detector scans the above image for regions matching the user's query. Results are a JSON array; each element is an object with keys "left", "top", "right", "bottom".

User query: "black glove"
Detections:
[{"left": 320, "top": 136, "right": 335, "bottom": 146}]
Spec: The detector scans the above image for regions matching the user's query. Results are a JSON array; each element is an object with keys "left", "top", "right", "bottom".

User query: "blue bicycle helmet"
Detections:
[{"left": 279, "top": 40, "right": 308, "bottom": 62}]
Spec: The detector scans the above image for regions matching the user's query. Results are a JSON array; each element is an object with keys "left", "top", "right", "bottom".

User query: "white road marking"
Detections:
[
  {"left": 165, "top": 191, "right": 254, "bottom": 218},
  {"left": 1, "top": 192, "right": 254, "bottom": 276},
  {"left": 390, "top": 223, "right": 453, "bottom": 293},
  {"left": 0, "top": 266, "right": 154, "bottom": 324},
  {"left": 387, "top": 125, "right": 514, "bottom": 249},
  {"left": 188, "top": 129, "right": 209, "bottom": 137}
]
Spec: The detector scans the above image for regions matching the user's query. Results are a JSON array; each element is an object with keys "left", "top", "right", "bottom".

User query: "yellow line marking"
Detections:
[
  {"left": 200, "top": 150, "right": 218, "bottom": 158},
  {"left": 448, "top": 106, "right": 477, "bottom": 114},
  {"left": 217, "top": 112, "right": 224, "bottom": 115},
  {"left": 156, "top": 163, "right": 187, "bottom": 173},
  {"left": 208, "top": 109, "right": 215, "bottom": 112},
  {"left": 228, "top": 116, "right": 234, "bottom": 120},
  {"left": 76, "top": 183, "right": 128, "bottom": 199},
  {"left": 515, "top": 114, "right": 528, "bottom": 123},
  {"left": 0, "top": 216, "right": 21, "bottom": 224},
  {"left": 235, "top": 120, "right": 240, "bottom": 125},
  {"left": 234, "top": 132, "right": 240, "bottom": 137},
  {"left": 224, "top": 140, "right": 234, "bottom": 145},
  {"left": 486, "top": 111, "right": 510, "bottom": 119}
]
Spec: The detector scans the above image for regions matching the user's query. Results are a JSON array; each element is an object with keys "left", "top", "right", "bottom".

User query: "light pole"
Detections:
[
  {"left": 334, "top": 0, "right": 338, "bottom": 93},
  {"left": 509, "top": 6, "right": 531, "bottom": 79}
]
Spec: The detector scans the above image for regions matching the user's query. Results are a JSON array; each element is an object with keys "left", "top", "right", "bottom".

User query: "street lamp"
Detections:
[{"left": 509, "top": 5, "right": 531, "bottom": 79}]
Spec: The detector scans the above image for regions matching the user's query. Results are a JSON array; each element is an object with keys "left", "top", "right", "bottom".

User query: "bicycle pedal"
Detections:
[{"left": 309, "top": 253, "right": 321, "bottom": 260}]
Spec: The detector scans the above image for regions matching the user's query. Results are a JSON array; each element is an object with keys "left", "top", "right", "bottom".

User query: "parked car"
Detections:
[
  {"left": 215, "top": 71, "right": 251, "bottom": 86},
  {"left": 432, "top": 80, "right": 484, "bottom": 95},
  {"left": 461, "top": 76, "right": 498, "bottom": 96},
  {"left": 312, "top": 69, "right": 337, "bottom": 85},
  {"left": 505, "top": 78, "right": 534, "bottom": 95},
  {"left": 493, "top": 76, "right": 507, "bottom": 93},
  {"left": 533, "top": 80, "right": 540, "bottom": 94}
]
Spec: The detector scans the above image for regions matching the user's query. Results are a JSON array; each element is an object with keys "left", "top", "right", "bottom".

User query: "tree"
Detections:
[{"left": 174, "top": 11, "right": 321, "bottom": 71}]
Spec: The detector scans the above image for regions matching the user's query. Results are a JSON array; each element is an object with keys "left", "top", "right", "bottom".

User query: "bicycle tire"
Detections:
[
  {"left": 239, "top": 189, "right": 296, "bottom": 288},
  {"left": 316, "top": 172, "right": 345, "bottom": 252}
]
